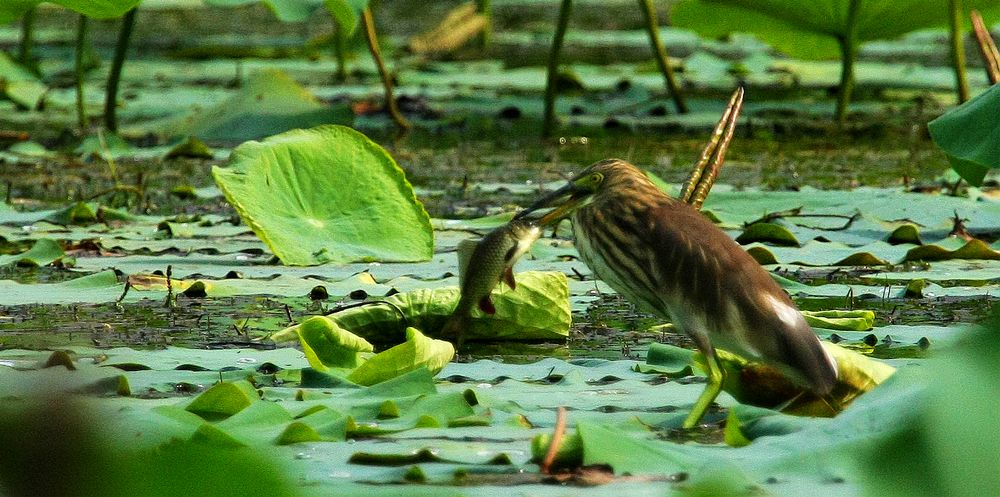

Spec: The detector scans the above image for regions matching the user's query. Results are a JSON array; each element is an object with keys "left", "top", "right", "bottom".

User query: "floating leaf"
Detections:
[
  {"left": 692, "top": 342, "right": 895, "bottom": 416},
  {"left": 801, "top": 309, "right": 875, "bottom": 331},
  {"left": 152, "top": 69, "right": 352, "bottom": 142},
  {"left": 270, "top": 315, "right": 374, "bottom": 371},
  {"left": 185, "top": 380, "right": 259, "bottom": 421},
  {"left": 325, "top": 271, "right": 571, "bottom": 343},
  {"left": 929, "top": 84, "right": 1000, "bottom": 187},
  {"left": 634, "top": 342, "right": 695, "bottom": 376},
  {"left": 0, "top": 0, "right": 133, "bottom": 23},
  {"left": 162, "top": 136, "right": 214, "bottom": 160},
  {"left": 0, "top": 51, "right": 45, "bottom": 108},
  {"left": 905, "top": 238, "right": 1000, "bottom": 261},
  {"left": 346, "top": 328, "right": 454, "bottom": 386},
  {"left": 887, "top": 224, "right": 923, "bottom": 245},
  {"left": 530, "top": 429, "right": 584, "bottom": 470},
  {"left": 0, "top": 238, "right": 63, "bottom": 267},
  {"left": 76, "top": 132, "right": 132, "bottom": 161},
  {"left": 212, "top": 125, "right": 433, "bottom": 265},
  {"left": 203, "top": 0, "right": 324, "bottom": 23},
  {"left": 577, "top": 422, "right": 699, "bottom": 474},
  {"left": 735, "top": 222, "right": 800, "bottom": 246}
]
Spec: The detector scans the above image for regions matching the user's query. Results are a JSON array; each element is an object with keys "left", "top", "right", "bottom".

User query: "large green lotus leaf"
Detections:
[
  {"left": 270, "top": 315, "right": 374, "bottom": 371},
  {"left": 203, "top": 0, "right": 323, "bottom": 22},
  {"left": 0, "top": 52, "right": 46, "bottom": 108},
  {"left": 347, "top": 328, "right": 454, "bottom": 386},
  {"left": 152, "top": 69, "right": 352, "bottom": 143},
  {"left": 212, "top": 124, "right": 433, "bottom": 265},
  {"left": 928, "top": 84, "right": 1000, "bottom": 187},
  {"left": 0, "top": 0, "right": 141, "bottom": 23},
  {"left": 672, "top": 0, "right": 1000, "bottom": 60},
  {"left": 324, "top": 271, "right": 571, "bottom": 343}
]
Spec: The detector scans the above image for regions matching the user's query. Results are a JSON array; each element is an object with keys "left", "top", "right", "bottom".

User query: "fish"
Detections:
[{"left": 441, "top": 219, "right": 542, "bottom": 349}]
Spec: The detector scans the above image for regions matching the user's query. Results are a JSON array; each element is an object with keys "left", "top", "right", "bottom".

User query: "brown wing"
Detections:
[{"left": 642, "top": 198, "right": 838, "bottom": 394}]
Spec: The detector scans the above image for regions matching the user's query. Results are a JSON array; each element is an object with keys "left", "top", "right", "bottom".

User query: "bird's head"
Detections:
[{"left": 515, "top": 159, "right": 652, "bottom": 226}]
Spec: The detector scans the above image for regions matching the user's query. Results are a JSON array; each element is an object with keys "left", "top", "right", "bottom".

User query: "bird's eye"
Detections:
[{"left": 589, "top": 173, "right": 603, "bottom": 185}]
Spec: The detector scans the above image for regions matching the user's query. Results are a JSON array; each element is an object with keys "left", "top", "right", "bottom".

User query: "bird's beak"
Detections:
[{"left": 514, "top": 182, "right": 586, "bottom": 227}]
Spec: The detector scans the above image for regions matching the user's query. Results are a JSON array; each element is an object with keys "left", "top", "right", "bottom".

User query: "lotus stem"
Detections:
[
  {"left": 638, "top": 0, "right": 687, "bottom": 113},
  {"left": 75, "top": 14, "right": 89, "bottom": 132},
  {"left": 948, "top": 0, "right": 970, "bottom": 103},
  {"left": 361, "top": 8, "right": 410, "bottom": 130},
  {"left": 17, "top": 7, "right": 36, "bottom": 72},
  {"left": 477, "top": 0, "right": 492, "bottom": 49},
  {"left": 104, "top": 7, "right": 138, "bottom": 133},
  {"left": 834, "top": 0, "right": 861, "bottom": 126},
  {"left": 334, "top": 22, "right": 347, "bottom": 82},
  {"left": 971, "top": 10, "right": 1000, "bottom": 84},
  {"left": 543, "top": 0, "right": 573, "bottom": 138},
  {"left": 834, "top": 36, "right": 856, "bottom": 125}
]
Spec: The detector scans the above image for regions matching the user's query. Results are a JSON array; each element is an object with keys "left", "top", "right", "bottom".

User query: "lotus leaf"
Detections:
[
  {"left": 0, "top": 238, "right": 63, "bottom": 267},
  {"left": 324, "top": 271, "right": 571, "bottom": 343},
  {"left": 152, "top": 69, "right": 352, "bottom": 142},
  {"left": 0, "top": 0, "right": 141, "bottom": 23},
  {"left": 929, "top": 83, "right": 1000, "bottom": 187},
  {"left": 801, "top": 309, "right": 876, "bottom": 330},
  {"left": 212, "top": 124, "right": 433, "bottom": 265},
  {"left": 185, "top": 380, "right": 260, "bottom": 420},
  {"left": 347, "top": 328, "right": 454, "bottom": 386},
  {"left": 203, "top": 0, "right": 323, "bottom": 23},
  {"left": 0, "top": 52, "right": 45, "bottom": 108},
  {"left": 324, "top": 0, "right": 371, "bottom": 35},
  {"left": 673, "top": 0, "right": 1000, "bottom": 59},
  {"left": 270, "top": 315, "right": 374, "bottom": 371}
]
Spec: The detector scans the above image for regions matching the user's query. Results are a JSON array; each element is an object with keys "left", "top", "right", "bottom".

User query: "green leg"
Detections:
[{"left": 682, "top": 350, "right": 724, "bottom": 429}]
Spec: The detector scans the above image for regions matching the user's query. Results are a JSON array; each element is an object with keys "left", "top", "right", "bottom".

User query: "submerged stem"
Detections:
[
  {"left": 17, "top": 7, "right": 36, "bottom": 71},
  {"left": 638, "top": 0, "right": 687, "bottom": 113},
  {"left": 361, "top": 8, "right": 410, "bottom": 130},
  {"left": 834, "top": 0, "right": 860, "bottom": 126},
  {"left": 333, "top": 24, "right": 347, "bottom": 82},
  {"left": 477, "top": 0, "right": 492, "bottom": 49},
  {"left": 75, "top": 14, "right": 89, "bottom": 132},
  {"left": 949, "top": 0, "right": 970, "bottom": 103},
  {"left": 542, "top": 0, "right": 573, "bottom": 138},
  {"left": 105, "top": 7, "right": 138, "bottom": 133}
]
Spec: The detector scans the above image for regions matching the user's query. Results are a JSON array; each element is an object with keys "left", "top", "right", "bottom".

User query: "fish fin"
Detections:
[
  {"left": 503, "top": 266, "right": 517, "bottom": 289},
  {"left": 478, "top": 296, "right": 496, "bottom": 314},
  {"left": 504, "top": 245, "right": 518, "bottom": 261}
]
